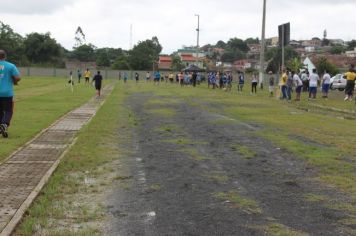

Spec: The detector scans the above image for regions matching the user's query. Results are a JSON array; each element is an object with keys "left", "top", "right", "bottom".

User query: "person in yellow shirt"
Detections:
[
  {"left": 168, "top": 72, "right": 174, "bottom": 83},
  {"left": 84, "top": 68, "right": 91, "bottom": 84},
  {"left": 279, "top": 69, "right": 288, "bottom": 99},
  {"left": 343, "top": 65, "right": 356, "bottom": 101}
]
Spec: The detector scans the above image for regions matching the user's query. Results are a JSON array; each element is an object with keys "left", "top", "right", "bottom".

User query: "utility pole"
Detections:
[
  {"left": 259, "top": 0, "right": 267, "bottom": 87},
  {"left": 195, "top": 14, "right": 200, "bottom": 67}
]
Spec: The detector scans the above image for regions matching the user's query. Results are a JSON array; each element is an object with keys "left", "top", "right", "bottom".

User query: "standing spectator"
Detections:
[
  {"left": 169, "top": 72, "right": 174, "bottom": 83},
  {"left": 146, "top": 71, "right": 150, "bottom": 82},
  {"left": 268, "top": 71, "right": 275, "bottom": 97},
  {"left": 135, "top": 72, "right": 139, "bottom": 83},
  {"left": 292, "top": 71, "right": 303, "bottom": 101},
  {"left": 92, "top": 71, "right": 103, "bottom": 98},
  {"left": 178, "top": 72, "right": 184, "bottom": 87},
  {"left": 154, "top": 70, "right": 161, "bottom": 85},
  {"left": 343, "top": 65, "right": 356, "bottom": 101},
  {"left": 308, "top": 69, "right": 319, "bottom": 100},
  {"left": 0, "top": 50, "right": 20, "bottom": 138},
  {"left": 251, "top": 73, "right": 258, "bottom": 94},
  {"left": 238, "top": 72, "right": 245, "bottom": 92},
  {"left": 77, "top": 69, "right": 82, "bottom": 83},
  {"left": 123, "top": 71, "right": 128, "bottom": 83},
  {"left": 279, "top": 69, "right": 288, "bottom": 100},
  {"left": 321, "top": 71, "right": 331, "bottom": 99},
  {"left": 286, "top": 70, "right": 293, "bottom": 101},
  {"left": 192, "top": 71, "right": 197, "bottom": 87},
  {"left": 84, "top": 68, "right": 91, "bottom": 84},
  {"left": 301, "top": 69, "right": 309, "bottom": 92}
]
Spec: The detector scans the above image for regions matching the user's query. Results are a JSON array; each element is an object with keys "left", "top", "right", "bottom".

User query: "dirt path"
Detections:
[{"left": 105, "top": 92, "right": 353, "bottom": 236}]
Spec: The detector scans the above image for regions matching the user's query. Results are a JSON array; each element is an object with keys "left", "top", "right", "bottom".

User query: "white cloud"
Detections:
[{"left": 1, "top": 0, "right": 356, "bottom": 53}]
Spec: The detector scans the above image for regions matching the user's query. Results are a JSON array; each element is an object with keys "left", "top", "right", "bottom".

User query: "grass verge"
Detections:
[{"left": 16, "top": 82, "right": 133, "bottom": 235}]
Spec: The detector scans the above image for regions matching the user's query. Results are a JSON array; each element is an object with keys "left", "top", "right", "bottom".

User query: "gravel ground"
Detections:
[{"left": 105, "top": 92, "right": 353, "bottom": 236}]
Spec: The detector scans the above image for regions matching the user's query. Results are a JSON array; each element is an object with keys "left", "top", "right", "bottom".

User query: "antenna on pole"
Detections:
[{"left": 130, "top": 24, "right": 133, "bottom": 50}]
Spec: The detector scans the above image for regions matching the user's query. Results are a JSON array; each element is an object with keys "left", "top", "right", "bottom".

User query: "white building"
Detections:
[
  {"left": 303, "top": 57, "right": 316, "bottom": 72},
  {"left": 346, "top": 48, "right": 356, "bottom": 58}
]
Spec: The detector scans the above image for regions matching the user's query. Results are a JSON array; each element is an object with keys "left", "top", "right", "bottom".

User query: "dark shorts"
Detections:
[
  {"left": 345, "top": 80, "right": 355, "bottom": 96},
  {"left": 296, "top": 85, "right": 303, "bottom": 93},
  {"left": 0, "top": 97, "right": 14, "bottom": 126},
  {"left": 322, "top": 84, "right": 330, "bottom": 93},
  {"left": 154, "top": 78, "right": 160, "bottom": 82},
  {"left": 95, "top": 83, "right": 102, "bottom": 90},
  {"left": 85, "top": 77, "right": 90, "bottom": 82},
  {"left": 309, "top": 87, "right": 317, "bottom": 94}
]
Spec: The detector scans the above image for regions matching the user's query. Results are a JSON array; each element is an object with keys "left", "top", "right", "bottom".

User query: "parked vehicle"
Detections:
[{"left": 330, "top": 74, "right": 347, "bottom": 91}]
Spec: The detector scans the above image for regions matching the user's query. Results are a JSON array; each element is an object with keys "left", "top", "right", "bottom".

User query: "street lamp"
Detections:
[
  {"left": 259, "top": 0, "right": 267, "bottom": 88},
  {"left": 195, "top": 14, "right": 200, "bottom": 66}
]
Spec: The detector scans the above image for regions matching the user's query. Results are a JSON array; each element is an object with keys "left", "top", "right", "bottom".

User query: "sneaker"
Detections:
[
  {"left": 0, "top": 124, "right": 8, "bottom": 138},
  {"left": 344, "top": 96, "right": 349, "bottom": 101}
]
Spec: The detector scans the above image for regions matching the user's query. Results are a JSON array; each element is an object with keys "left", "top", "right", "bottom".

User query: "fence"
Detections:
[
  {"left": 18, "top": 67, "right": 151, "bottom": 80},
  {"left": 18, "top": 67, "right": 272, "bottom": 87}
]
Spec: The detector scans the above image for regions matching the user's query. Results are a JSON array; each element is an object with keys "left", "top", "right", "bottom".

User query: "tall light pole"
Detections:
[
  {"left": 259, "top": 0, "right": 267, "bottom": 87},
  {"left": 195, "top": 14, "right": 200, "bottom": 67}
]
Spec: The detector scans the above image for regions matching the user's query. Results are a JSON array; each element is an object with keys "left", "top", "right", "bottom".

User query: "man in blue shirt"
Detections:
[{"left": 0, "top": 50, "right": 21, "bottom": 138}]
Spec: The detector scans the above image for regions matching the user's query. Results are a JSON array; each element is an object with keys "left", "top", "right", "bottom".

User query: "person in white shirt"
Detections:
[
  {"left": 322, "top": 71, "right": 331, "bottom": 98},
  {"left": 292, "top": 71, "right": 303, "bottom": 101},
  {"left": 308, "top": 69, "right": 320, "bottom": 99}
]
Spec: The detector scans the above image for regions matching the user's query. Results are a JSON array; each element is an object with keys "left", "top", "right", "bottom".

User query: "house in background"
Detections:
[
  {"left": 346, "top": 48, "right": 356, "bottom": 58},
  {"left": 303, "top": 57, "right": 316, "bottom": 72},
  {"left": 158, "top": 55, "right": 172, "bottom": 71}
]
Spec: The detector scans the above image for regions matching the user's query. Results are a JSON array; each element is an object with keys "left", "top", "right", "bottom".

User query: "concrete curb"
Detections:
[{"left": 0, "top": 83, "right": 115, "bottom": 236}]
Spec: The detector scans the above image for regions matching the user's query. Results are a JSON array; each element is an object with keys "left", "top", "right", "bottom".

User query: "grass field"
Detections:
[
  {"left": 13, "top": 80, "right": 356, "bottom": 235},
  {"left": 0, "top": 77, "right": 95, "bottom": 163}
]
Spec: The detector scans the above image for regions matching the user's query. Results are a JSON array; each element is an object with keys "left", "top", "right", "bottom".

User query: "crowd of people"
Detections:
[
  {"left": 142, "top": 65, "right": 356, "bottom": 103},
  {"left": 1, "top": 46, "right": 355, "bottom": 139}
]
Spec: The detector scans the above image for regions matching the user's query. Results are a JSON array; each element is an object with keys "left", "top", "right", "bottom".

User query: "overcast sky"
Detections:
[{"left": 1, "top": 0, "right": 355, "bottom": 54}]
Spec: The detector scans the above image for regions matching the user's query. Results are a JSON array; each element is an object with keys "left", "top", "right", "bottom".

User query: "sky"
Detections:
[{"left": 1, "top": 0, "right": 356, "bottom": 54}]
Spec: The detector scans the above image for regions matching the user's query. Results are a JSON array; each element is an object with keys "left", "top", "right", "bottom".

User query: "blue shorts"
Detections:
[
  {"left": 322, "top": 84, "right": 330, "bottom": 93},
  {"left": 296, "top": 85, "right": 302, "bottom": 93},
  {"left": 309, "top": 87, "right": 317, "bottom": 94}
]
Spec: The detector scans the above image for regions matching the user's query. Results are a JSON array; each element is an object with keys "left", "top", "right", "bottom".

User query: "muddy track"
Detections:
[{"left": 105, "top": 92, "right": 353, "bottom": 236}]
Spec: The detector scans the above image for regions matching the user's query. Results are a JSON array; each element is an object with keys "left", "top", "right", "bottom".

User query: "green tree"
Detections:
[
  {"left": 329, "top": 45, "right": 346, "bottom": 54},
  {"left": 245, "top": 37, "right": 259, "bottom": 44},
  {"left": 72, "top": 44, "right": 96, "bottom": 62},
  {"left": 287, "top": 58, "right": 303, "bottom": 72},
  {"left": 347, "top": 40, "right": 356, "bottom": 50},
  {"left": 227, "top": 38, "right": 249, "bottom": 53},
  {"left": 0, "top": 21, "right": 25, "bottom": 64},
  {"left": 215, "top": 40, "right": 226, "bottom": 49},
  {"left": 171, "top": 55, "right": 184, "bottom": 71},
  {"left": 266, "top": 47, "right": 299, "bottom": 73},
  {"left": 111, "top": 54, "right": 130, "bottom": 70},
  {"left": 315, "top": 57, "right": 339, "bottom": 75},
  {"left": 128, "top": 36, "right": 162, "bottom": 70},
  {"left": 23, "top": 32, "right": 62, "bottom": 64}
]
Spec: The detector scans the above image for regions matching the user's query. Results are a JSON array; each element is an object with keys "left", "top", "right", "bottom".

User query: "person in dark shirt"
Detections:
[{"left": 92, "top": 71, "right": 103, "bottom": 97}]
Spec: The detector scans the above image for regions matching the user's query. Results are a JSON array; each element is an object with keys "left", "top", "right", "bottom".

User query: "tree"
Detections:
[
  {"left": 128, "top": 36, "right": 162, "bottom": 70},
  {"left": 266, "top": 47, "right": 299, "bottom": 73},
  {"left": 329, "top": 45, "right": 346, "bottom": 55},
  {"left": 23, "top": 32, "right": 62, "bottom": 64},
  {"left": 227, "top": 38, "right": 249, "bottom": 53},
  {"left": 111, "top": 54, "right": 130, "bottom": 70},
  {"left": 315, "top": 57, "right": 339, "bottom": 75},
  {"left": 72, "top": 44, "right": 96, "bottom": 62},
  {"left": 348, "top": 40, "right": 356, "bottom": 50},
  {"left": 245, "top": 37, "right": 259, "bottom": 44},
  {"left": 215, "top": 40, "right": 226, "bottom": 49},
  {"left": 0, "top": 21, "right": 25, "bottom": 64},
  {"left": 171, "top": 55, "right": 184, "bottom": 71},
  {"left": 287, "top": 58, "right": 303, "bottom": 73}
]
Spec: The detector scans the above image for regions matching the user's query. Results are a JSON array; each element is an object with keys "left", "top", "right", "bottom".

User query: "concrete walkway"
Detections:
[{"left": 0, "top": 84, "right": 114, "bottom": 236}]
